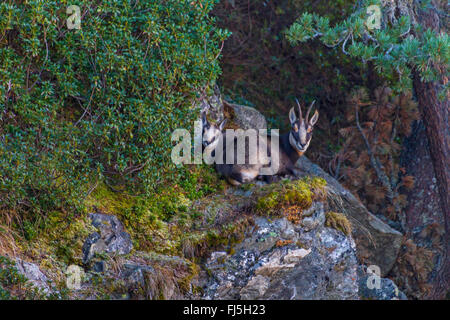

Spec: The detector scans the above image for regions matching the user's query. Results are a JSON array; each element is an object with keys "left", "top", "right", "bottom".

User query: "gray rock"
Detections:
[
  {"left": 202, "top": 89, "right": 401, "bottom": 277},
  {"left": 82, "top": 213, "right": 133, "bottom": 263},
  {"left": 15, "top": 259, "right": 51, "bottom": 293},
  {"left": 295, "top": 156, "right": 403, "bottom": 276},
  {"left": 92, "top": 261, "right": 107, "bottom": 273},
  {"left": 226, "top": 102, "right": 267, "bottom": 130},
  {"left": 203, "top": 207, "right": 359, "bottom": 300},
  {"left": 122, "top": 263, "right": 155, "bottom": 287}
]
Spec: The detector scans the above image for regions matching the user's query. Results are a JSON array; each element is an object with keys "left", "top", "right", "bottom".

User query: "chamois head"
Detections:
[
  {"left": 288, "top": 99, "right": 319, "bottom": 154},
  {"left": 201, "top": 112, "right": 227, "bottom": 151}
]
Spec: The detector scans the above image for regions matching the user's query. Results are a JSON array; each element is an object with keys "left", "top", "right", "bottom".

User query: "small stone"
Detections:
[
  {"left": 207, "top": 251, "right": 227, "bottom": 265},
  {"left": 283, "top": 248, "right": 311, "bottom": 264},
  {"left": 92, "top": 261, "right": 107, "bottom": 273}
]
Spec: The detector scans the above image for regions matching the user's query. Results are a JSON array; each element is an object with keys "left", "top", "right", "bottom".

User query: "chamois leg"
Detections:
[
  {"left": 262, "top": 175, "right": 281, "bottom": 184},
  {"left": 226, "top": 177, "right": 242, "bottom": 186}
]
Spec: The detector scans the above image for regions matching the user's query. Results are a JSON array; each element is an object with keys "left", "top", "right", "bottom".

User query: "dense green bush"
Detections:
[{"left": 0, "top": 0, "right": 228, "bottom": 215}]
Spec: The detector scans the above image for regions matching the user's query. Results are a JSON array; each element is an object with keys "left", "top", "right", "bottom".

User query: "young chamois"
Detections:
[
  {"left": 201, "top": 112, "right": 227, "bottom": 156},
  {"left": 202, "top": 100, "right": 319, "bottom": 185}
]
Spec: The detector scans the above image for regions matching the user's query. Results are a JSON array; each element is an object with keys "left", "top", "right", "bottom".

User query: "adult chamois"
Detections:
[{"left": 202, "top": 99, "right": 318, "bottom": 185}]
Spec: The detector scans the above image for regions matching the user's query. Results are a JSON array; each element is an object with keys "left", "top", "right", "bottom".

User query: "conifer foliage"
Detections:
[{"left": 286, "top": 0, "right": 449, "bottom": 95}]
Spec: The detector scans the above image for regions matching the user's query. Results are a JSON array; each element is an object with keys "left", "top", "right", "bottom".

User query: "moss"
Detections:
[
  {"left": 254, "top": 176, "right": 327, "bottom": 217},
  {"left": 82, "top": 165, "right": 227, "bottom": 255},
  {"left": 17, "top": 210, "right": 95, "bottom": 274},
  {"left": 255, "top": 191, "right": 280, "bottom": 213},
  {"left": 239, "top": 183, "right": 255, "bottom": 192},
  {"left": 181, "top": 217, "right": 250, "bottom": 260},
  {"left": 325, "top": 211, "right": 352, "bottom": 236},
  {"left": 7, "top": 164, "right": 228, "bottom": 298}
]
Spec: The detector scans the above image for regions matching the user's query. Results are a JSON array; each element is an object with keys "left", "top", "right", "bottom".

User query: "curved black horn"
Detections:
[
  {"left": 305, "top": 100, "right": 316, "bottom": 122},
  {"left": 295, "top": 98, "right": 303, "bottom": 120}
]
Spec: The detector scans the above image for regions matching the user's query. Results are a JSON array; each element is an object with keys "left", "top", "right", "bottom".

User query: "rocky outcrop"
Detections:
[
  {"left": 203, "top": 202, "right": 360, "bottom": 300},
  {"left": 82, "top": 213, "right": 133, "bottom": 264},
  {"left": 294, "top": 157, "right": 403, "bottom": 276},
  {"left": 195, "top": 88, "right": 402, "bottom": 290},
  {"left": 199, "top": 86, "right": 402, "bottom": 277}
]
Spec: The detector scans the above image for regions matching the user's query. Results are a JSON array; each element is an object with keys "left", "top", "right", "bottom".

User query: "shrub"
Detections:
[{"left": 0, "top": 0, "right": 229, "bottom": 216}]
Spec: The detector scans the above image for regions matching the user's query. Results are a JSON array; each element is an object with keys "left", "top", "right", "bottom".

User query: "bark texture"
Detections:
[{"left": 404, "top": 0, "right": 450, "bottom": 299}]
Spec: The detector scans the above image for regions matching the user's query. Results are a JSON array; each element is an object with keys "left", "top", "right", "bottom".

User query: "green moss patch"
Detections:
[
  {"left": 253, "top": 177, "right": 327, "bottom": 220},
  {"left": 84, "top": 165, "right": 228, "bottom": 255}
]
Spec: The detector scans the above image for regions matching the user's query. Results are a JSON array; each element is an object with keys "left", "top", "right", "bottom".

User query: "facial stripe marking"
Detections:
[{"left": 299, "top": 121, "right": 307, "bottom": 145}]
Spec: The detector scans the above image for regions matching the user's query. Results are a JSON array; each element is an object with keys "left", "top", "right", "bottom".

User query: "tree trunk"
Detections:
[
  {"left": 411, "top": 76, "right": 449, "bottom": 299},
  {"left": 398, "top": 121, "right": 447, "bottom": 298},
  {"left": 410, "top": 1, "right": 450, "bottom": 299}
]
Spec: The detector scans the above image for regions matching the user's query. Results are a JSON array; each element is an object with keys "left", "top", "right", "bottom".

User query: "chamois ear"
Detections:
[
  {"left": 309, "top": 110, "right": 319, "bottom": 126},
  {"left": 289, "top": 107, "right": 297, "bottom": 125},
  {"left": 219, "top": 118, "right": 227, "bottom": 131},
  {"left": 201, "top": 112, "right": 208, "bottom": 126}
]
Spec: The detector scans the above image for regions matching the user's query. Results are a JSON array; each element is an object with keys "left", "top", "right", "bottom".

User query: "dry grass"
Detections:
[
  {"left": 325, "top": 211, "right": 352, "bottom": 236},
  {"left": 0, "top": 223, "right": 19, "bottom": 258}
]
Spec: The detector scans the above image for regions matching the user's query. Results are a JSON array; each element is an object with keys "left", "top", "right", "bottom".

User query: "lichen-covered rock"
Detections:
[
  {"left": 15, "top": 259, "right": 51, "bottom": 294},
  {"left": 82, "top": 213, "right": 133, "bottom": 263},
  {"left": 203, "top": 203, "right": 360, "bottom": 300}
]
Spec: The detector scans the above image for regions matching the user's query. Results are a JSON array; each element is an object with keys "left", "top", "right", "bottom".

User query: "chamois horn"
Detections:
[
  {"left": 295, "top": 98, "right": 303, "bottom": 120},
  {"left": 305, "top": 100, "right": 316, "bottom": 122}
]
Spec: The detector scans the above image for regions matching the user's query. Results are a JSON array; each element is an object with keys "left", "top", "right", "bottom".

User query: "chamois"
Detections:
[
  {"left": 201, "top": 112, "right": 227, "bottom": 156},
  {"left": 202, "top": 100, "right": 319, "bottom": 185}
]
